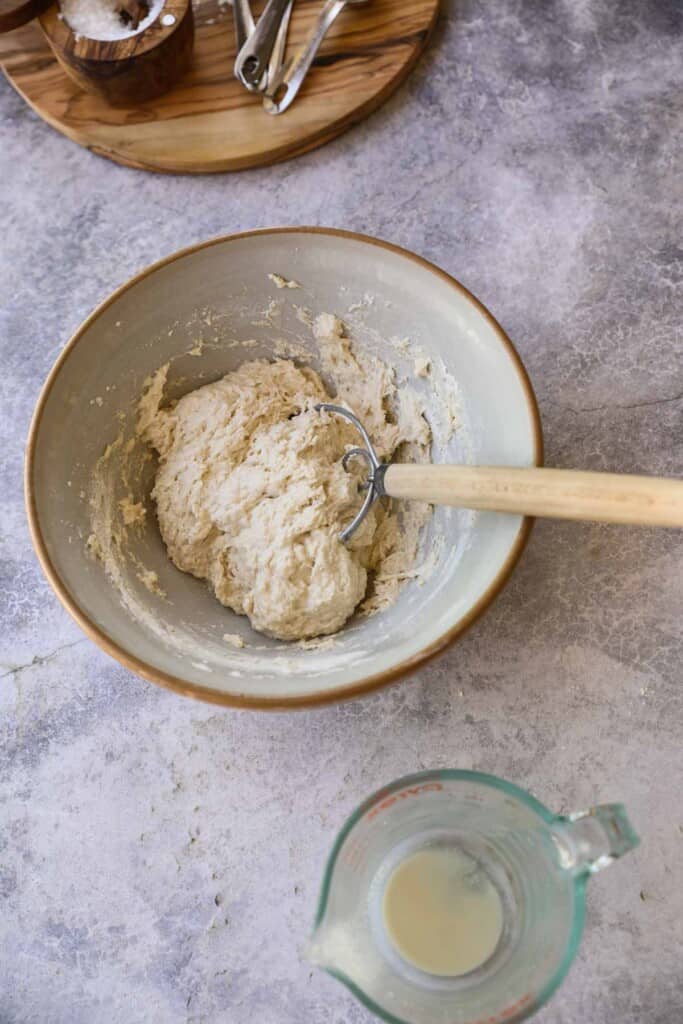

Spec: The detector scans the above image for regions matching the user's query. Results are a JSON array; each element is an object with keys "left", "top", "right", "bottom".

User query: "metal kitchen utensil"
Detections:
[
  {"left": 309, "top": 769, "right": 639, "bottom": 1024},
  {"left": 268, "top": 0, "right": 293, "bottom": 87},
  {"left": 229, "top": 0, "right": 292, "bottom": 93},
  {"left": 234, "top": 0, "right": 294, "bottom": 90},
  {"left": 264, "top": 0, "right": 370, "bottom": 115},
  {"left": 316, "top": 403, "right": 683, "bottom": 540},
  {"left": 232, "top": 0, "right": 255, "bottom": 58}
]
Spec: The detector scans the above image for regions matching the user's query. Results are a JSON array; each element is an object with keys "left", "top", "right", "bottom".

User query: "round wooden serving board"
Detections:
[{"left": 0, "top": 0, "right": 438, "bottom": 173}]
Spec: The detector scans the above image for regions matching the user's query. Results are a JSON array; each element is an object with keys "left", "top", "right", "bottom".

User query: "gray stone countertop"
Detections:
[{"left": 1, "top": 1, "right": 681, "bottom": 1021}]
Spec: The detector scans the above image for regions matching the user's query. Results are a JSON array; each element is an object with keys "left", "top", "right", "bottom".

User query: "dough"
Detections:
[{"left": 140, "top": 315, "right": 431, "bottom": 641}]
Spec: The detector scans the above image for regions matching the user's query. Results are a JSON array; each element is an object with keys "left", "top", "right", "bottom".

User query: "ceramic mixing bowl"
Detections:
[{"left": 26, "top": 228, "right": 542, "bottom": 708}]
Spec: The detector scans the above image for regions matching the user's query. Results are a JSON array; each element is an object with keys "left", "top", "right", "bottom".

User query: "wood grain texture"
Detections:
[
  {"left": 384, "top": 464, "right": 683, "bottom": 527},
  {"left": 39, "top": 0, "right": 193, "bottom": 106},
  {"left": 0, "top": 0, "right": 438, "bottom": 172},
  {"left": 0, "top": 0, "right": 51, "bottom": 34}
]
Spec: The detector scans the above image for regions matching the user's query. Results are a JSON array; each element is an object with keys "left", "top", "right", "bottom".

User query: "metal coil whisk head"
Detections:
[{"left": 315, "top": 403, "right": 388, "bottom": 543}]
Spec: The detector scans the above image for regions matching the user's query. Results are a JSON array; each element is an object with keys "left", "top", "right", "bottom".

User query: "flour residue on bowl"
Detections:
[
  {"left": 268, "top": 273, "right": 300, "bottom": 290},
  {"left": 119, "top": 495, "right": 146, "bottom": 525}
]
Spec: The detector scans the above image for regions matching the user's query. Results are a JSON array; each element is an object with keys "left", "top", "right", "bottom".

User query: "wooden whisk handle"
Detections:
[{"left": 382, "top": 464, "right": 683, "bottom": 527}]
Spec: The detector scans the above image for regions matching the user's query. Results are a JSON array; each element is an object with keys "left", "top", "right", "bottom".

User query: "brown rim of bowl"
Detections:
[{"left": 25, "top": 227, "right": 544, "bottom": 711}]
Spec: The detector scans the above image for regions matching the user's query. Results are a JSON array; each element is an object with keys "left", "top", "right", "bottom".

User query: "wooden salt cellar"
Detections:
[{"left": 38, "top": 0, "right": 193, "bottom": 106}]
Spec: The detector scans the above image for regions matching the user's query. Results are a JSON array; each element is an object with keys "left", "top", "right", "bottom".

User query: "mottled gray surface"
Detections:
[{"left": 1, "top": 0, "right": 682, "bottom": 1021}]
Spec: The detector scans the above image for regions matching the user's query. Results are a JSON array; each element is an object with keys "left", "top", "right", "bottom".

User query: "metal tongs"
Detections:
[
  {"left": 230, "top": 0, "right": 293, "bottom": 94},
  {"left": 230, "top": 0, "right": 370, "bottom": 112},
  {"left": 264, "top": 0, "right": 369, "bottom": 114}
]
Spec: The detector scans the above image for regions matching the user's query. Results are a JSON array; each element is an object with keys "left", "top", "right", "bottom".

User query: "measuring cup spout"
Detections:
[
  {"left": 553, "top": 803, "right": 640, "bottom": 876},
  {"left": 304, "top": 923, "right": 340, "bottom": 971}
]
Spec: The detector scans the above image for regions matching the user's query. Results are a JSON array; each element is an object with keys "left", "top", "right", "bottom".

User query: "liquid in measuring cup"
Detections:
[{"left": 381, "top": 845, "right": 504, "bottom": 977}]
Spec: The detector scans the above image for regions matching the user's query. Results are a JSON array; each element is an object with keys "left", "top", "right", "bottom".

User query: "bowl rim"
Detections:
[{"left": 25, "top": 226, "right": 543, "bottom": 710}]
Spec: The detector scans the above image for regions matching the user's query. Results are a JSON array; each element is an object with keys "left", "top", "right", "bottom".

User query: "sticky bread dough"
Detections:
[{"left": 140, "top": 315, "right": 431, "bottom": 641}]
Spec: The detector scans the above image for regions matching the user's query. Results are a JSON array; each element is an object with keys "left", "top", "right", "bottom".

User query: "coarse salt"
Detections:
[{"left": 59, "top": 0, "right": 166, "bottom": 41}]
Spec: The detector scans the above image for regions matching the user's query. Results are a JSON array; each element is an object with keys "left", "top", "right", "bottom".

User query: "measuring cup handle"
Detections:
[{"left": 554, "top": 804, "right": 640, "bottom": 875}]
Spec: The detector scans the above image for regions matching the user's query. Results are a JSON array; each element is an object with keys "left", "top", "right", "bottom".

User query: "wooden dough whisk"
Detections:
[{"left": 316, "top": 404, "right": 683, "bottom": 541}]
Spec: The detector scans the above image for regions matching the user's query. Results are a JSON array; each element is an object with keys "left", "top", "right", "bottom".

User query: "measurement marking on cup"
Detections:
[
  {"left": 463, "top": 992, "right": 534, "bottom": 1024},
  {"left": 366, "top": 782, "right": 443, "bottom": 821},
  {"left": 340, "top": 837, "right": 366, "bottom": 869}
]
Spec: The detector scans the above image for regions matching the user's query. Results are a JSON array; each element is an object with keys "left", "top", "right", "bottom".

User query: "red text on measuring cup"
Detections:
[{"left": 366, "top": 782, "right": 444, "bottom": 821}]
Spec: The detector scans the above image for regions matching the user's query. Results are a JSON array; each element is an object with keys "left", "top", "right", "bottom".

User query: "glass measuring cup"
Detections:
[{"left": 308, "top": 770, "right": 639, "bottom": 1024}]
